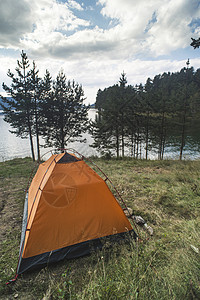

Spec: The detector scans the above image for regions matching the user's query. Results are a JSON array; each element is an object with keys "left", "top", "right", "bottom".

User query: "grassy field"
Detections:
[{"left": 0, "top": 157, "right": 200, "bottom": 299}]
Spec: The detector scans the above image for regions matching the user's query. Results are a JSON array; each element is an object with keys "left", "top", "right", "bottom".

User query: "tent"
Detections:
[{"left": 15, "top": 151, "right": 136, "bottom": 276}]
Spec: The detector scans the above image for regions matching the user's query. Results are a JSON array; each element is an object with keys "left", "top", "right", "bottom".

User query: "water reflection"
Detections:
[{"left": 0, "top": 109, "right": 199, "bottom": 161}]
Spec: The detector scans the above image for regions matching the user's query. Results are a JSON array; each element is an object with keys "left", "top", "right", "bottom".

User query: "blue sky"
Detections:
[{"left": 0, "top": 0, "right": 200, "bottom": 103}]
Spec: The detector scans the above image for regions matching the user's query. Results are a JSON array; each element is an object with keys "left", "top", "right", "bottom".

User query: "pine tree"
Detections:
[
  {"left": 119, "top": 71, "right": 127, "bottom": 88},
  {"left": 177, "top": 62, "right": 194, "bottom": 160},
  {"left": 89, "top": 112, "right": 114, "bottom": 156},
  {"left": 30, "top": 61, "right": 42, "bottom": 161},
  {"left": 124, "top": 84, "right": 141, "bottom": 158},
  {"left": 0, "top": 51, "right": 36, "bottom": 161},
  {"left": 91, "top": 73, "right": 135, "bottom": 158},
  {"left": 143, "top": 79, "right": 154, "bottom": 159},
  {"left": 119, "top": 71, "right": 128, "bottom": 157},
  {"left": 147, "top": 72, "right": 173, "bottom": 160},
  {"left": 42, "top": 70, "right": 89, "bottom": 149},
  {"left": 191, "top": 37, "right": 200, "bottom": 49}
]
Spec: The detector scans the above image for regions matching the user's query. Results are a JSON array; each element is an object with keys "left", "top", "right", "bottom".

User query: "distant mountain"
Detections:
[
  {"left": 0, "top": 97, "right": 13, "bottom": 109},
  {"left": 89, "top": 103, "right": 95, "bottom": 108},
  {"left": 0, "top": 98, "right": 96, "bottom": 111}
]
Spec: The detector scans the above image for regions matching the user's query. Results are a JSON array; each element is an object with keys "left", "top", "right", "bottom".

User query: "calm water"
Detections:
[
  {"left": 0, "top": 109, "right": 98, "bottom": 162},
  {"left": 0, "top": 109, "right": 200, "bottom": 161}
]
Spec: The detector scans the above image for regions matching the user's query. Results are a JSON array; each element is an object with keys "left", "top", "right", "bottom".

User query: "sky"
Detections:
[{"left": 0, "top": 0, "right": 200, "bottom": 104}]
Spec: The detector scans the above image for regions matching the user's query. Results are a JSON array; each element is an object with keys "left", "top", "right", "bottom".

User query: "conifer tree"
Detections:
[
  {"left": 176, "top": 62, "right": 195, "bottom": 160},
  {"left": 119, "top": 72, "right": 126, "bottom": 157},
  {"left": 143, "top": 78, "right": 154, "bottom": 159},
  {"left": 119, "top": 71, "right": 127, "bottom": 88},
  {"left": 89, "top": 112, "right": 114, "bottom": 156},
  {"left": 30, "top": 61, "right": 42, "bottom": 161},
  {"left": 42, "top": 70, "right": 88, "bottom": 149},
  {"left": 92, "top": 67, "right": 200, "bottom": 159},
  {"left": 91, "top": 73, "right": 135, "bottom": 158},
  {"left": 0, "top": 51, "right": 36, "bottom": 161},
  {"left": 191, "top": 37, "right": 200, "bottom": 49}
]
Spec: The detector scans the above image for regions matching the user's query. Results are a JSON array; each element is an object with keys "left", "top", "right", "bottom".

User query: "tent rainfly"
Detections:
[{"left": 13, "top": 152, "right": 136, "bottom": 279}]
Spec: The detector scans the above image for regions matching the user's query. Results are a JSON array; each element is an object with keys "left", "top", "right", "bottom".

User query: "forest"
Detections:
[
  {"left": 1, "top": 51, "right": 200, "bottom": 161},
  {"left": 91, "top": 65, "right": 200, "bottom": 160},
  {"left": 0, "top": 51, "right": 88, "bottom": 161}
]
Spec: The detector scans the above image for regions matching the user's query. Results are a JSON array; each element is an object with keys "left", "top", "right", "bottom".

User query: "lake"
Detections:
[
  {"left": 0, "top": 109, "right": 200, "bottom": 161},
  {"left": 0, "top": 109, "right": 98, "bottom": 162}
]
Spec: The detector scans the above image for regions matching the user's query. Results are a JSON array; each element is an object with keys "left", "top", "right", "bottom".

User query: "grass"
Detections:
[{"left": 0, "top": 157, "right": 200, "bottom": 299}]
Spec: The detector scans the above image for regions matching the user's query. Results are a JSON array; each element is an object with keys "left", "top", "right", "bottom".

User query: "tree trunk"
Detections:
[
  {"left": 180, "top": 109, "right": 186, "bottom": 160},
  {"left": 34, "top": 98, "right": 40, "bottom": 161},
  {"left": 145, "top": 111, "right": 149, "bottom": 160},
  {"left": 134, "top": 135, "right": 136, "bottom": 159},
  {"left": 27, "top": 113, "right": 35, "bottom": 161},
  {"left": 61, "top": 127, "right": 65, "bottom": 150},
  {"left": 116, "top": 135, "right": 119, "bottom": 158},
  {"left": 158, "top": 111, "right": 165, "bottom": 160},
  {"left": 161, "top": 128, "right": 166, "bottom": 160},
  {"left": 29, "top": 133, "right": 35, "bottom": 162},
  {"left": 179, "top": 82, "right": 188, "bottom": 161},
  {"left": 23, "top": 60, "right": 35, "bottom": 162},
  {"left": 136, "top": 133, "right": 139, "bottom": 159},
  {"left": 116, "top": 127, "right": 119, "bottom": 158},
  {"left": 36, "top": 127, "right": 40, "bottom": 161},
  {"left": 121, "top": 112, "right": 125, "bottom": 158},
  {"left": 121, "top": 129, "right": 125, "bottom": 158},
  {"left": 130, "top": 133, "right": 134, "bottom": 158}
]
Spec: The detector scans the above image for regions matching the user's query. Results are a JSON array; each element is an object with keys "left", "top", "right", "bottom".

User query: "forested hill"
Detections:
[
  {"left": 96, "top": 67, "right": 200, "bottom": 115},
  {"left": 91, "top": 68, "right": 200, "bottom": 160}
]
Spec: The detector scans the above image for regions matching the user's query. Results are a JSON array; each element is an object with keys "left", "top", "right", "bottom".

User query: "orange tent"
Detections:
[{"left": 16, "top": 152, "right": 136, "bottom": 275}]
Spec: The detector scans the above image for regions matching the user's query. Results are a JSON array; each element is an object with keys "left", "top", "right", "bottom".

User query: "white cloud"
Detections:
[
  {"left": 146, "top": 0, "right": 200, "bottom": 56},
  {"left": 1, "top": 50, "right": 200, "bottom": 104},
  {"left": 67, "top": 0, "right": 83, "bottom": 11},
  {"left": 1, "top": 0, "right": 200, "bottom": 104},
  {"left": 1, "top": 0, "right": 199, "bottom": 59},
  {"left": 33, "top": 56, "right": 200, "bottom": 103},
  {"left": 0, "top": 0, "right": 32, "bottom": 47},
  {"left": 0, "top": 0, "right": 90, "bottom": 49},
  {"left": 98, "top": 0, "right": 200, "bottom": 56}
]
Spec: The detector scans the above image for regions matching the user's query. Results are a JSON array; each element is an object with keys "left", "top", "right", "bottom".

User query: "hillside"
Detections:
[{"left": 0, "top": 157, "right": 199, "bottom": 299}]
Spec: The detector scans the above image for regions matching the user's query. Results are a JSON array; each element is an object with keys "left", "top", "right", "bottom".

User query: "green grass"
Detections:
[{"left": 0, "top": 157, "right": 200, "bottom": 299}]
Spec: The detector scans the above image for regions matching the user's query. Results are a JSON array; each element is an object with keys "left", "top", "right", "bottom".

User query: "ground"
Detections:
[{"left": 0, "top": 157, "right": 200, "bottom": 299}]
